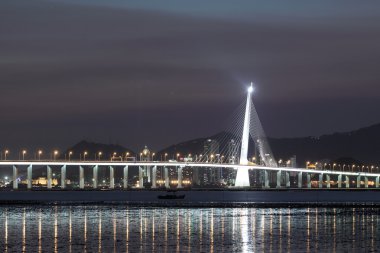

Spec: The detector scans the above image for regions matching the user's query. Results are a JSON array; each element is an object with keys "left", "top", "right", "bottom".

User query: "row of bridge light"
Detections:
[
  {"left": 0, "top": 149, "right": 132, "bottom": 161},
  {"left": 305, "top": 161, "right": 379, "bottom": 173},
  {"left": 0, "top": 149, "right": 240, "bottom": 162}
]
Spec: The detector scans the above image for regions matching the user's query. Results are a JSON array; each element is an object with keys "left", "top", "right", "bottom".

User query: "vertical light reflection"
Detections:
[
  {"left": 176, "top": 209, "right": 180, "bottom": 253},
  {"left": 324, "top": 208, "right": 327, "bottom": 240},
  {"left": 287, "top": 208, "right": 291, "bottom": 253},
  {"left": 269, "top": 208, "right": 273, "bottom": 253},
  {"left": 362, "top": 208, "right": 365, "bottom": 243},
  {"left": 112, "top": 208, "right": 117, "bottom": 252},
  {"left": 165, "top": 209, "right": 168, "bottom": 253},
  {"left": 126, "top": 208, "right": 129, "bottom": 253},
  {"left": 371, "top": 211, "right": 374, "bottom": 251},
  {"left": 240, "top": 208, "right": 249, "bottom": 253},
  {"left": 232, "top": 209, "right": 236, "bottom": 251},
  {"left": 187, "top": 210, "right": 191, "bottom": 253},
  {"left": 98, "top": 209, "right": 102, "bottom": 253},
  {"left": 144, "top": 209, "right": 147, "bottom": 248},
  {"left": 84, "top": 209, "right": 87, "bottom": 253},
  {"left": 352, "top": 208, "right": 355, "bottom": 243},
  {"left": 279, "top": 209, "right": 282, "bottom": 253},
  {"left": 22, "top": 208, "right": 26, "bottom": 252},
  {"left": 5, "top": 208, "right": 8, "bottom": 253},
  {"left": 306, "top": 208, "right": 310, "bottom": 253},
  {"left": 315, "top": 208, "right": 318, "bottom": 251},
  {"left": 38, "top": 209, "right": 42, "bottom": 253},
  {"left": 333, "top": 208, "right": 336, "bottom": 253},
  {"left": 54, "top": 206, "right": 58, "bottom": 253},
  {"left": 152, "top": 209, "right": 155, "bottom": 253},
  {"left": 222, "top": 209, "right": 225, "bottom": 250},
  {"left": 69, "top": 208, "right": 72, "bottom": 253},
  {"left": 113, "top": 209, "right": 117, "bottom": 253},
  {"left": 251, "top": 209, "right": 256, "bottom": 253},
  {"left": 210, "top": 209, "right": 214, "bottom": 253},
  {"left": 140, "top": 209, "right": 143, "bottom": 251},
  {"left": 199, "top": 210, "right": 203, "bottom": 253},
  {"left": 261, "top": 209, "right": 265, "bottom": 253}
]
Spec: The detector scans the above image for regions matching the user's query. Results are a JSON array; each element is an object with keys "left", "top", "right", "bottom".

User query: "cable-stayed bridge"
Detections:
[{"left": 1, "top": 84, "right": 380, "bottom": 190}]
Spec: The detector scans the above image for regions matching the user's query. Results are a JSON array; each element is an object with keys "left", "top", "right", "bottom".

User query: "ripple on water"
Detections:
[{"left": 0, "top": 205, "right": 379, "bottom": 252}]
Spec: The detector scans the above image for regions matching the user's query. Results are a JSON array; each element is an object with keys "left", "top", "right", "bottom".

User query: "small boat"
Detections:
[{"left": 158, "top": 190, "right": 185, "bottom": 200}]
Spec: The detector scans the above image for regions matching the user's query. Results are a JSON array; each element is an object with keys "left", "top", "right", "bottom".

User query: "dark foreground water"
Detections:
[{"left": 0, "top": 205, "right": 379, "bottom": 252}]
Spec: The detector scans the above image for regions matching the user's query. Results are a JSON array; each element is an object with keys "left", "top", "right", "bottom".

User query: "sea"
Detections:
[{"left": 0, "top": 205, "right": 379, "bottom": 252}]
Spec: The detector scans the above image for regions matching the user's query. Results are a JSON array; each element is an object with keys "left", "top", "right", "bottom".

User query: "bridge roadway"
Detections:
[{"left": 0, "top": 160, "right": 379, "bottom": 190}]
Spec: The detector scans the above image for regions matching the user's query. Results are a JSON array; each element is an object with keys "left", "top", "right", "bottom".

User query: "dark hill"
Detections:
[
  {"left": 158, "top": 123, "right": 380, "bottom": 165},
  {"left": 270, "top": 123, "right": 380, "bottom": 165},
  {"left": 62, "top": 140, "right": 135, "bottom": 160}
]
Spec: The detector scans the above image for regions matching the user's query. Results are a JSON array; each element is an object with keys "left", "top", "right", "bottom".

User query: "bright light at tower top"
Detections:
[{"left": 248, "top": 82, "right": 254, "bottom": 93}]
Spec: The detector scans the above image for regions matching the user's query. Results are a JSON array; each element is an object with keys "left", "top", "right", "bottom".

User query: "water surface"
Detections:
[{"left": 0, "top": 206, "right": 379, "bottom": 252}]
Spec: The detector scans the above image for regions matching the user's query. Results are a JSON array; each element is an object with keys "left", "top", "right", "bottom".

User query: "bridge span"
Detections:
[{"left": 1, "top": 160, "right": 380, "bottom": 190}]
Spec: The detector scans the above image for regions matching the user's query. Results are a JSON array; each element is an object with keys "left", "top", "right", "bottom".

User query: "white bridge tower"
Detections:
[{"left": 235, "top": 83, "right": 254, "bottom": 187}]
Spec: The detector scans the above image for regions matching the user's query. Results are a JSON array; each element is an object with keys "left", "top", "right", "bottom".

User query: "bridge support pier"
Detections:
[
  {"left": 177, "top": 166, "right": 183, "bottom": 188},
  {"left": 264, "top": 170, "right": 269, "bottom": 189},
  {"left": 193, "top": 167, "right": 199, "bottom": 185},
  {"left": 307, "top": 174, "right": 311, "bottom": 189},
  {"left": 298, "top": 172, "right": 302, "bottom": 188},
  {"left": 93, "top": 165, "right": 98, "bottom": 189},
  {"left": 365, "top": 177, "right": 368, "bottom": 188},
  {"left": 152, "top": 166, "right": 157, "bottom": 188},
  {"left": 79, "top": 166, "right": 84, "bottom": 189},
  {"left": 123, "top": 166, "right": 129, "bottom": 189},
  {"left": 61, "top": 165, "right": 66, "bottom": 189},
  {"left": 338, "top": 174, "right": 342, "bottom": 188},
  {"left": 276, "top": 171, "right": 281, "bottom": 188},
  {"left": 27, "top": 165, "right": 32, "bottom": 189},
  {"left": 319, "top": 174, "right": 323, "bottom": 188},
  {"left": 109, "top": 166, "right": 114, "bottom": 189},
  {"left": 357, "top": 176, "right": 361, "bottom": 188},
  {"left": 285, "top": 172, "right": 290, "bottom": 188},
  {"left": 264, "top": 170, "right": 269, "bottom": 188},
  {"left": 326, "top": 174, "right": 331, "bottom": 188},
  {"left": 345, "top": 175, "right": 350, "bottom": 188},
  {"left": 13, "top": 165, "right": 18, "bottom": 189},
  {"left": 164, "top": 167, "right": 169, "bottom": 188},
  {"left": 147, "top": 166, "right": 151, "bottom": 183},
  {"left": 139, "top": 166, "right": 144, "bottom": 188},
  {"left": 47, "top": 166, "right": 52, "bottom": 189},
  {"left": 376, "top": 177, "right": 379, "bottom": 188}
]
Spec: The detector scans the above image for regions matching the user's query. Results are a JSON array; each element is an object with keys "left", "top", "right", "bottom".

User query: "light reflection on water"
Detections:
[{"left": 0, "top": 206, "right": 379, "bottom": 252}]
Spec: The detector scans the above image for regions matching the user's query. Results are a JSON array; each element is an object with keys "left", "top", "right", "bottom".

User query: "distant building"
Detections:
[
  {"left": 227, "top": 139, "right": 239, "bottom": 164},
  {"left": 32, "top": 177, "right": 59, "bottom": 186},
  {"left": 203, "top": 139, "right": 220, "bottom": 158}
]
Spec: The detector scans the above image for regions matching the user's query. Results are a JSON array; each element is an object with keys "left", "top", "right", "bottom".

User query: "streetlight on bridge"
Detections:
[
  {"left": 38, "top": 150, "right": 43, "bottom": 160},
  {"left": 53, "top": 150, "right": 59, "bottom": 161},
  {"left": 68, "top": 151, "right": 73, "bottom": 161},
  {"left": 4, "top": 150, "right": 9, "bottom": 160},
  {"left": 22, "top": 150, "right": 27, "bottom": 160}
]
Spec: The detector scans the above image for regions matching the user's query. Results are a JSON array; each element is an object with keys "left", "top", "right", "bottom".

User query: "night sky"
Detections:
[{"left": 1, "top": 0, "right": 380, "bottom": 153}]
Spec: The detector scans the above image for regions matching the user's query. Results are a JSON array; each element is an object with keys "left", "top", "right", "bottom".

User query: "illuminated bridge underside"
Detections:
[{"left": 1, "top": 161, "right": 380, "bottom": 190}]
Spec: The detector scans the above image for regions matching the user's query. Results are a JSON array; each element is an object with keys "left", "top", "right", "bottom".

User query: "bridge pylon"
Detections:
[{"left": 235, "top": 83, "right": 254, "bottom": 187}]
